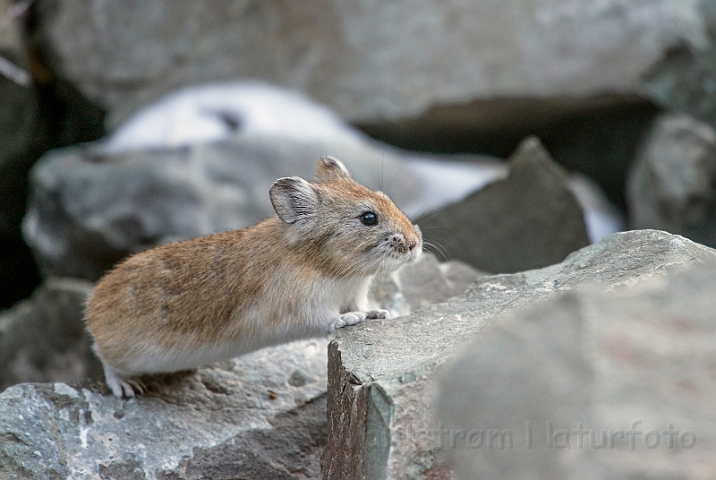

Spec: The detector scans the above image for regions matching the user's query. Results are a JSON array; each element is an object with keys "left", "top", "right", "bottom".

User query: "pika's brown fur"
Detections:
[{"left": 85, "top": 156, "right": 422, "bottom": 397}]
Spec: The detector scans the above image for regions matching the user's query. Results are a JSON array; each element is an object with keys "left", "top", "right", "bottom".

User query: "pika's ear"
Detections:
[
  {"left": 270, "top": 177, "right": 319, "bottom": 224},
  {"left": 315, "top": 156, "right": 352, "bottom": 183}
]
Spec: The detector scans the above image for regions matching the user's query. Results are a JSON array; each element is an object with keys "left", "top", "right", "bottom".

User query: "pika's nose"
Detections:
[{"left": 407, "top": 238, "right": 417, "bottom": 251}]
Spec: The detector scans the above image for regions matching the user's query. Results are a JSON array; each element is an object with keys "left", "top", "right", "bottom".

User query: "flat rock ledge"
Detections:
[{"left": 322, "top": 230, "right": 716, "bottom": 480}]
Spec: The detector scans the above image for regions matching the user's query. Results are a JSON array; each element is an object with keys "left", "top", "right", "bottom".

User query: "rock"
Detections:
[
  {"left": 643, "top": 24, "right": 716, "bottom": 131},
  {"left": 0, "top": 253, "right": 479, "bottom": 479},
  {"left": 32, "top": 0, "right": 711, "bottom": 129},
  {"left": 0, "top": 341, "right": 330, "bottom": 480},
  {"left": 627, "top": 113, "right": 716, "bottom": 248},
  {"left": 417, "top": 136, "right": 590, "bottom": 274},
  {"left": 322, "top": 230, "right": 716, "bottom": 480},
  {"left": 0, "top": 278, "right": 101, "bottom": 391},
  {"left": 369, "top": 253, "right": 484, "bottom": 319},
  {"left": 438, "top": 265, "right": 716, "bottom": 479},
  {"left": 22, "top": 107, "right": 621, "bottom": 283}
]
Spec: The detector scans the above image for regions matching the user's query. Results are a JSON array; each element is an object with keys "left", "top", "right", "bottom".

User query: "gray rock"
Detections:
[
  {"left": 322, "top": 230, "right": 716, "bottom": 480},
  {"left": 438, "top": 265, "right": 716, "bottom": 480},
  {"left": 32, "top": 0, "right": 711, "bottom": 129},
  {"left": 0, "top": 340, "right": 330, "bottom": 480},
  {"left": 0, "top": 278, "right": 101, "bottom": 391},
  {"left": 22, "top": 135, "right": 423, "bottom": 281},
  {"left": 627, "top": 113, "right": 716, "bottom": 248},
  {"left": 417, "top": 136, "right": 590, "bottom": 273},
  {"left": 369, "top": 253, "right": 484, "bottom": 319},
  {"left": 0, "top": 253, "right": 478, "bottom": 478},
  {"left": 642, "top": 23, "right": 716, "bottom": 130}
]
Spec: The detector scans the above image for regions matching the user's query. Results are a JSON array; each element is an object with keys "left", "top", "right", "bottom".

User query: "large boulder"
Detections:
[
  {"left": 417, "top": 136, "right": 590, "bottom": 273},
  {"left": 627, "top": 113, "right": 716, "bottom": 248},
  {"left": 32, "top": 0, "right": 712, "bottom": 128},
  {"left": 322, "top": 230, "right": 716, "bottom": 479},
  {"left": 438, "top": 264, "right": 716, "bottom": 479},
  {"left": 0, "top": 253, "right": 481, "bottom": 479}
]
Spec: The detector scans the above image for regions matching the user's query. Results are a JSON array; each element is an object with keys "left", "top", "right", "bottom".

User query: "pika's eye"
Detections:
[{"left": 360, "top": 211, "right": 377, "bottom": 226}]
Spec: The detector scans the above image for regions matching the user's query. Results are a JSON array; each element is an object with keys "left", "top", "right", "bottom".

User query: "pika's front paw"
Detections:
[
  {"left": 366, "top": 309, "right": 390, "bottom": 320},
  {"left": 328, "top": 311, "right": 367, "bottom": 333}
]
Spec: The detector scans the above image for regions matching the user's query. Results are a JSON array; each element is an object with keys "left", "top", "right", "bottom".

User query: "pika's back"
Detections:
[{"left": 86, "top": 222, "right": 282, "bottom": 348}]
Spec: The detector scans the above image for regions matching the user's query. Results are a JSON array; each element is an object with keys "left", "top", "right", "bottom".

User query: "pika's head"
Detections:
[{"left": 270, "top": 156, "right": 422, "bottom": 277}]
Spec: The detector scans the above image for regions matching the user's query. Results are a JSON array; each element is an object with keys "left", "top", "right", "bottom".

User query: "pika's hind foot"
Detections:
[{"left": 102, "top": 362, "right": 145, "bottom": 398}]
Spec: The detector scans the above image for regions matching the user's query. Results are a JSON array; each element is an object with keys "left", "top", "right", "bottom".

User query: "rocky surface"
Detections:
[
  {"left": 0, "top": 278, "right": 101, "bottom": 391},
  {"left": 439, "top": 265, "right": 716, "bottom": 479},
  {"left": 322, "top": 230, "right": 716, "bottom": 480},
  {"left": 0, "top": 253, "right": 480, "bottom": 479},
  {"left": 418, "top": 136, "right": 590, "bottom": 273},
  {"left": 0, "top": 341, "right": 330, "bottom": 480},
  {"left": 369, "top": 253, "right": 485, "bottom": 320},
  {"left": 627, "top": 113, "right": 716, "bottom": 248},
  {"left": 33, "top": 0, "right": 712, "bottom": 129}
]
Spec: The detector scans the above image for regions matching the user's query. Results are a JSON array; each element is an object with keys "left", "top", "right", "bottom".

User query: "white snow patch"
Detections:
[
  {"left": 103, "top": 82, "right": 363, "bottom": 153},
  {"left": 403, "top": 157, "right": 507, "bottom": 217}
]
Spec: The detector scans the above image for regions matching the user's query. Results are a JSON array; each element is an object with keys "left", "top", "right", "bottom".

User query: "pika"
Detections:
[{"left": 85, "top": 156, "right": 423, "bottom": 397}]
